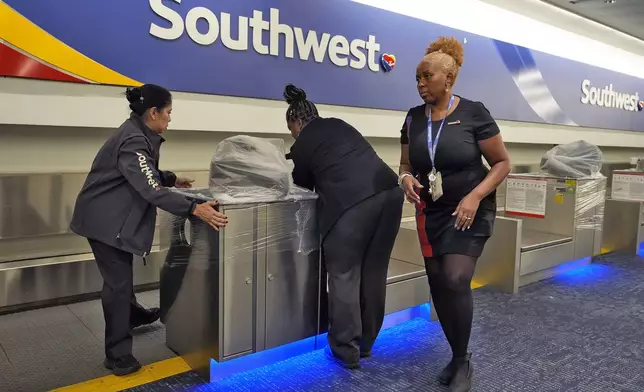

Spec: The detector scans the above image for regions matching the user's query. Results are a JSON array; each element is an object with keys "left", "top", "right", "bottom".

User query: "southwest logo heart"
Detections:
[
  {"left": 380, "top": 53, "right": 396, "bottom": 72},
  {"left": 638, "top": 100, "right": 644, "bottom": 112}
]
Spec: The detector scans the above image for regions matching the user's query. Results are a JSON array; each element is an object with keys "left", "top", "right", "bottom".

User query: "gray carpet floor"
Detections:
[
  {"left": 127, "top": 252, "right": 644, "bottom": 391},
  {"left": 2, "top": 252, "right": 644, "bottom": 391}
]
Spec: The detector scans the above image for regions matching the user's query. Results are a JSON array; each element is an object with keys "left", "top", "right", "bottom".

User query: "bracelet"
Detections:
[{"left": 398, "top": 172, "right": 412, "bottom": 187}]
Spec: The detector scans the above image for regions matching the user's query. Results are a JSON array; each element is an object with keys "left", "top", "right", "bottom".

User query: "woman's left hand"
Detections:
[
  {"left": 452, "top": 193, "right": 481, "bottom": 231},
  {"left": 175, "top": 177, "right": 194, "bottom": 189}
]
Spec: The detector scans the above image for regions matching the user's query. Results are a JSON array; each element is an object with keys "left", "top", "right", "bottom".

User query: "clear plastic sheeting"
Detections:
[
  {"left": 163, "top": 134, "right": 320, "bottom": 261},
  {"left": 158, "top": 186, "right": 320, "bottom": 331},
  {"left": 161, "top": 189, "right": 319, "bottom": 261},
  {"left": 504, "top": 172, "right": 606, "bottom": 235},
  {"left": 537, "top": 141, "right": 606, "bottom": 230},
  {"left": 574, "top": 177, "right": 607, "bottom": 231},
  {"left": 209, "top": 135, "right": 311, "bottom": 204},
  {"left": 540, "top": 140, "right": 604, "bottom": 179}
]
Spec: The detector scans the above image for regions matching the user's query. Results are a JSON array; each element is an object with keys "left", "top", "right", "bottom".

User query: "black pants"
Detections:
[
  {"left": 88, "top": 239, "right": 151, "bottom": 360},
  {"left": 322, "top": 187, "right": 404, "bottom": 363}
]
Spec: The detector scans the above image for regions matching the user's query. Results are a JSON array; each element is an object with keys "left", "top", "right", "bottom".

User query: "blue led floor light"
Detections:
[{"left": 209, "top": 302, "right": 432, "bottom": 382}]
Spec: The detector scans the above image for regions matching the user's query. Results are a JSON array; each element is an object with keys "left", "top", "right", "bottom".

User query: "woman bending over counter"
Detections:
[{"left": 285, "top": 84, "right": 404, "bottom": 370}]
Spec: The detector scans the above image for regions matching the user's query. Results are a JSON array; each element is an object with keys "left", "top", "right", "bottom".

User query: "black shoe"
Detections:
[
  {"left": 360, "top": 350, "right": 372, "bottom": 359},
  {"left": 324, "top": 346, "right": 360, "bottom": 370},
  {"left": 438, "top": 358, "right": 456, "bottom": 385},
  {"left": 449, "top": 353, "right": 473, "bottom": 392},
  {"left": 131, "top": 307, "right": 161, "bottom": 330},
  {"left": 104, "top": 354, "right": 142, "bottom": 376}
]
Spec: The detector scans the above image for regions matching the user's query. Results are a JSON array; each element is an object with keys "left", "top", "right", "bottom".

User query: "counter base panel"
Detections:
[
  {"left": 520, "top": 242, "right": 575, "bottom": 276},
  {"left": 520, "top": 256, "right": 592, "bottom": 287},
  {"left": 384, "top": 270, "right": 430, "bottom": 315}
]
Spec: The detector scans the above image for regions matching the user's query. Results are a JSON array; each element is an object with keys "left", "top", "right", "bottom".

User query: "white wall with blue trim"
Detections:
[{"left": 1, "top": 0, "right": 644, "bottom": 174}]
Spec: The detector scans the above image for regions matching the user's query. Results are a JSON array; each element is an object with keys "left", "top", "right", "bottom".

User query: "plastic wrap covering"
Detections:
[
  {"left": 540, "top": 140, "right": 604, "bottom": 178},
  {"left": 574, "top": 177, "right": 607, "bottom": 231},
  {"left": 159, "top": 135, "right": 320, "bottom": 330},
  {"left": 159, "top": 188, "right": 320, "bottom": 328},
  {"left": 209, "top": 135, "right": 312, "bottom": 204},
  {"left": 204, "top": 134, "right": 318, "bottom": 255},
  {"left": 169, "top": 189, "right": 319, "bottom": 258}
]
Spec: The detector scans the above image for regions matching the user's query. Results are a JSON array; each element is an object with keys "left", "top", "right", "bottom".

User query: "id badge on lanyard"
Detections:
[{"left": 427, "top": 95, "right": 454, "bottom": 202}]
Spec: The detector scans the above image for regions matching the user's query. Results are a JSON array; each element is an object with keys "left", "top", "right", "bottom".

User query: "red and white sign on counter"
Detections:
[
  {"left": 505, "top": 177, "right": 548, "bottom": 218},
  {"left": 611, "top": 171, "right": 644, "bottom": 201}
]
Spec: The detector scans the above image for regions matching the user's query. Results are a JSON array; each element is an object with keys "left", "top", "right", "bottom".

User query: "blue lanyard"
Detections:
[{"left": 427, "top": 95, "right": 455, "bottom": 167}]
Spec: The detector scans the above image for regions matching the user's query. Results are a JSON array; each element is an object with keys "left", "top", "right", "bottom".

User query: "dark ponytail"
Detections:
[
  {"left": 284, "top": 84, "right": 318, "bottom": 124},
  {"left": 125, "top": 84, "right": 172, "bottom": 116}
]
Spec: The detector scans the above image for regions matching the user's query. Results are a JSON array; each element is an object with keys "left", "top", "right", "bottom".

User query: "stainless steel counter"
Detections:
[
  {"left": 160, "top": 194, "right": 322, "bottom": 378},
  {"left": 0, "top": 163, "right": 620, "bottom": 312},
  {"left": 0, "top": 172, "right": 186, "bottom": 312},
  {"left": 160, "top": 191, "right": 437, "bottom": 380}
]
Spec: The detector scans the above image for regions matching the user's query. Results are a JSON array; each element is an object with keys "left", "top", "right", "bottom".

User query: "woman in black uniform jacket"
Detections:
[
  {"left": 398, "top": 37, "right": 511, "bottom": 391},
  {"left": 71, "top": 84, "right": 228, "bottom": 376},
  {"left": 285, "top": 84, "right": 404, "bottom": 370}
]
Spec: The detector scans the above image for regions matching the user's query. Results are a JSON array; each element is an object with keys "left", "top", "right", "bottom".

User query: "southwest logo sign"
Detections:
[
  {"left": 380, "top": 53, "right": 396, "bottom": 72},
  {"left": 150, "top": 0, "right": 386, "bottom": 73},
  {"left": 580, "top": 79, "right": 640, "bottom": 112}
]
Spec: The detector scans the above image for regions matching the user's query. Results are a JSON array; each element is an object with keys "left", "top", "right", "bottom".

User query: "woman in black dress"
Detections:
[{"left": 398, "top": 37, "right": 511, "bottom": 391}]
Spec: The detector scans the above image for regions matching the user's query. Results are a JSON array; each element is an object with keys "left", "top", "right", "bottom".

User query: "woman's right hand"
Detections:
[
  {"left": 192, "top": 201, "right": 228, "bottom": 231},
  {"left": 402, "top": 175, "right": 423, "bottom": 204}
]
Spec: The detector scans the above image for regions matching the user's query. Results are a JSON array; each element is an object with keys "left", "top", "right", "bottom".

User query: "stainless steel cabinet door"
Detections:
[
  {"left": 222, "top": 205, "right": 258, "bottom": 358},
  {"left": 264, "top": 201, "right": 320, "bottom": 349}
]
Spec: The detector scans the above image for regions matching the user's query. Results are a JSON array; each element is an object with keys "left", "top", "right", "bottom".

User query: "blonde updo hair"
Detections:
[{"left": 424, "top": 36, "right": 464, "bottom": 83}]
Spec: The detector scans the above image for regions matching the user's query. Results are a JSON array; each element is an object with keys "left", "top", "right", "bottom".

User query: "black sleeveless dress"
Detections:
[{"left": 400, "top": 97, "right": 500, "bottom": 258}]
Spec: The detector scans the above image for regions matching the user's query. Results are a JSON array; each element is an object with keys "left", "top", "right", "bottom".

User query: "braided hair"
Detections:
[{"left": 284, "top": 84, "right": 319, "bottom": 125}]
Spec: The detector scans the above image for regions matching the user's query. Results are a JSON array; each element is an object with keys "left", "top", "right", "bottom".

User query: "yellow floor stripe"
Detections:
[
  {"left": 0, "top": 1, "right": 141, "bottom": 86},
  {"left": 52, "top": 282, "right": 485, "bottom": 391},
  {"left": 50, "top": 357, "right": 191, "bottom": 392}
]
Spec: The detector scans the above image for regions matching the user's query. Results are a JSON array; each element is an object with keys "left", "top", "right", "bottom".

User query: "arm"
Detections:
[
  {"left": 471, "top": 134, "right": 511, "bottom": 200},
  {"left": 453, "top": 103, "right": 511, "bottom": 229},
  {"left": 117, "top": 136, "right": 195, "bottom": 217},
  {"left": 159, "top": 170, "right": 177, "bottom": 187},
  {"left": 399, "top": 111, "right": 423, "bottom": 204},
  {"left": 289, "top": 144, "right": 315, "bottom": 191},
  {"left": 399, "top": 112, "right": 413, "bottom": 175},
  {"left": 399, "top": 144, "right": 413, "bottom": 176},
  {"left": 469, "top": 103, "right": 511, "bottom": 200}
]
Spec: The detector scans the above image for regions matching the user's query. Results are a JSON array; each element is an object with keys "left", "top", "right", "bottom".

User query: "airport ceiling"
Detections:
[{"left": 541, "top": 0, "right": 644, "bottom": 41}]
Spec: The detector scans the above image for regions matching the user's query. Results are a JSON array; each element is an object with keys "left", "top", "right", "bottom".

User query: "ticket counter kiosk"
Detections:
[
  {"left": 500, "top": 174, "right": 606, "bottom": 290},
  {"left": 391, "top": 173, "right": 607, "bottom": 295}
]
